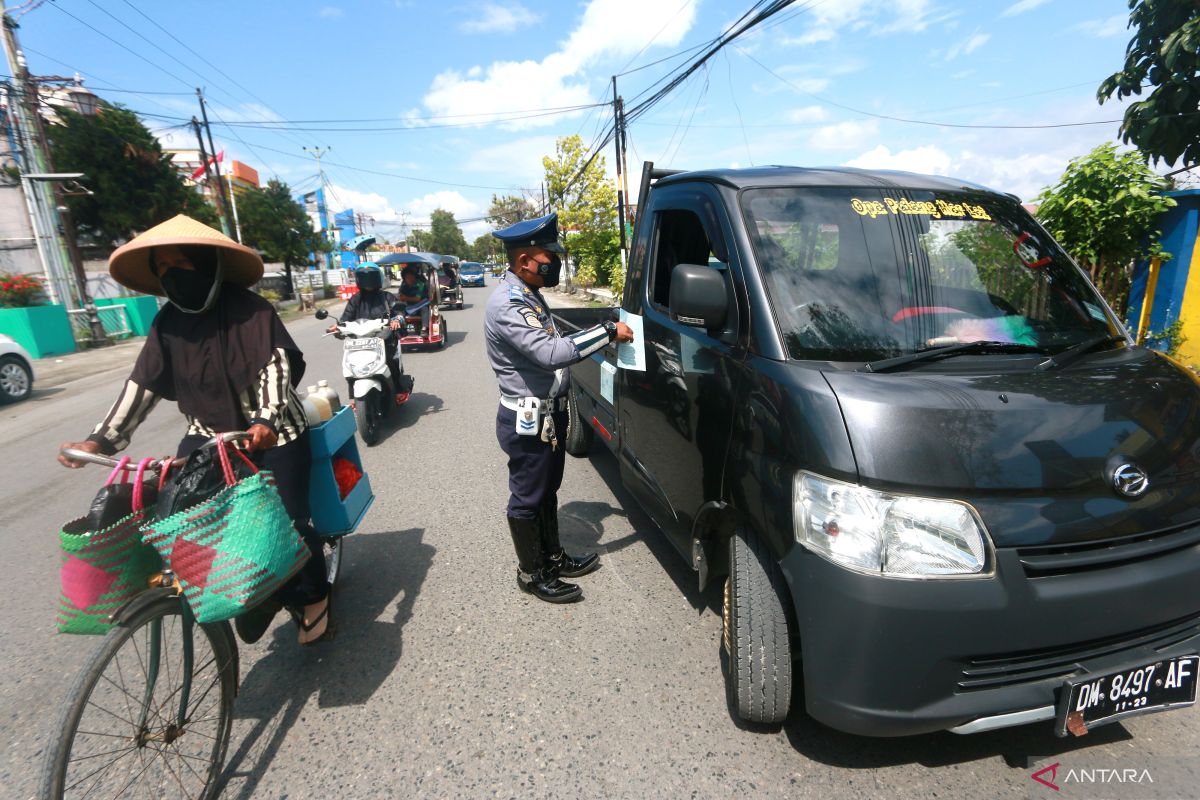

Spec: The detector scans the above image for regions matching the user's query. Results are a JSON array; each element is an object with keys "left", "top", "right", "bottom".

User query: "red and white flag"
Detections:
[{"left": 190, "top": 150, "right": 224, "bottom": 182}]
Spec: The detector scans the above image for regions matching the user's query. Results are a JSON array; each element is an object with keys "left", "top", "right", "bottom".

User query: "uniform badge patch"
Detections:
[{"left": 520, "top": 309, "right": 542, "bottom": 328}]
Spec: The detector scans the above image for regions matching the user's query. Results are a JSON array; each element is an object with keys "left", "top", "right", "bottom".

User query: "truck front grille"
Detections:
[
  {"left": 957, "top": 612, "right": 1200, "bottom": 692},
  {"left": 1016, "top": 523, "right": 1200, "bottom": 577}
]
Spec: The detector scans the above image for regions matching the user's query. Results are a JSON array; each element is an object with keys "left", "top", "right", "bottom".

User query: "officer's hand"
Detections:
[
  {"left": 58, "top": 439, "right": 101, "bottom": 468},
  {"left": 326, "top": 324, "right": 338, "bottom": 333},
  {"left": 389, "top": 319, "right": 402, "bottom": 331},
  {"left": 246, "top": 424, "right": 278, "bottom": 453},
  {"left": 613, "top": 321, "right": 635, "bottom": 343}
]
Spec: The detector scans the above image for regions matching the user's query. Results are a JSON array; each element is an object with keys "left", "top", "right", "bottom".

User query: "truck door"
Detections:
[{"left": 619, "top": 183, "right": 745, "bottom": 553}]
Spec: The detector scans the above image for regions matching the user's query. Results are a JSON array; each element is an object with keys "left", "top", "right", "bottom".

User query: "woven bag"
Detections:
[
  {"left": 140, "top": 438, "right": 310, "bottom": 624},
  {"left": 57, "top": 458, "right": 163, "bottom": 635}
]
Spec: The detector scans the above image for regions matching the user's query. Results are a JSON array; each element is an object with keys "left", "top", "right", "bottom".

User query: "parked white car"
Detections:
[{"left": 0, "top": 334, "right": 34, "bottom": 403}]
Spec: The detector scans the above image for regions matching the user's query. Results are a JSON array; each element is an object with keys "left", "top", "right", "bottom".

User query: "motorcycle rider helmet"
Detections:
[{"left": 354, "top": 262, "right": 385, "bottom": 292}]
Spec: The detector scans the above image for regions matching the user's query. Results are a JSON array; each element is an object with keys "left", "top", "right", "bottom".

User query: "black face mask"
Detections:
[
  {"left": 538, "top": 255, "right": 563, "bottom": 288},
  {"left": 160, "top": 263, "right": 221, "bottom": 313}
]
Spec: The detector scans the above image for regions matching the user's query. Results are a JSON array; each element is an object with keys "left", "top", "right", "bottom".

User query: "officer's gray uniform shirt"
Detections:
[{"left": 485, "top": 270, "right": 579, "bottom": 398}]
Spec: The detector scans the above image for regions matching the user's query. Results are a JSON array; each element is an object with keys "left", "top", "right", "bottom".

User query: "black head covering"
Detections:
[{"left": 130, "top": 285, "right": 305, "bottom": 431}]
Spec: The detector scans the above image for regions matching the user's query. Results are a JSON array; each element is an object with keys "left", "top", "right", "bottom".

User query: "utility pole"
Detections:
[
  {"left": 302, "top": 146, "right": 333, "bottom": 269},
  {"left": 1, "top": 4, "right": 106, "bottom": 343},
  {"left": 618, "top": 96, "right": 632, "bottom": 243},
  {"left": 611, "top": 75, "right": 627, "bottom": 264},
  {"left": 196, "top": 89, "right": 234, "bottom": 239}
]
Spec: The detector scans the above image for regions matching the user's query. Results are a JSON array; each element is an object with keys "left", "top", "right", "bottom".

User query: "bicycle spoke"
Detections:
[
  {"left": 108, "top": 748, "right": 161, "bottom": 800},
  {"left": 148, "top": 740, "right": 191, "bottom": 796},
  {"left": 84, "top": 698, "right": 141, "bottom": 730},
  {"left": 97, "top": 671, "right": 168, "bottom": 729},
  {"left": 67, "top": 745, "right": 139, "bottom": 764},
  {"left": 64, "top": 743, "right": 137, "bottom": 795},
  {"left": 112, "top": 653, "right": 136, "bottom": 731}
]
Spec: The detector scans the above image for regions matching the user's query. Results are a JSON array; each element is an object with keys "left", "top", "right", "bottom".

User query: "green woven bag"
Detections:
[
  {"left": 57, "top": 458, "right": 163, "bottom": 635},
  {"left": 140, "top": 440, "right": 310, "bottom": 624}
]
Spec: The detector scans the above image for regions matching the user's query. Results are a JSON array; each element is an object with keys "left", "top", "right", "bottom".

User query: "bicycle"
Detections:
[{"left": 45, "top": 433, "right": 343, "bottom": 799}]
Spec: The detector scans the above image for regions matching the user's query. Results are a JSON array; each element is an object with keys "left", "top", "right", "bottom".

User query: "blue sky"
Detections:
[{"left": 14, "top": 0, "right": 1141, "bottom": 242}]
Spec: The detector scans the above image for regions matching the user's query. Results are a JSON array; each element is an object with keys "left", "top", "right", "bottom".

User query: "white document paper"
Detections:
[
  {"left": 617, "top": 309, "right": 646, "bottom": 371},
  {"left": 600, "top": 361, "right": 616, "bottom": 404}
]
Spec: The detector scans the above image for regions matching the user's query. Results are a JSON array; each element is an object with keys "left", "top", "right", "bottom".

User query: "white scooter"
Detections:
[{"left": 315, "top": 309, "right": 413, "bottom": 446}]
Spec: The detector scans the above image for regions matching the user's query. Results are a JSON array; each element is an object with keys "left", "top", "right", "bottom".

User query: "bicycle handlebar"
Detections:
[{"left": 60, "top": 432, "right": 251, "bottom": 470}]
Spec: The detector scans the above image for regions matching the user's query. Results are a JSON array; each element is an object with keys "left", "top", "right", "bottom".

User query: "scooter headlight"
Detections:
[
  {"left": 347, "top": 344, "right": 384, "bottom": 377},
  {"left": 793, "top": 472, "right": 993, "bottom": 577}
]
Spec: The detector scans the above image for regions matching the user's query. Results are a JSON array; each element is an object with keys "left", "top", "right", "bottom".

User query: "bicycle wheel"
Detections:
[{"left": 44, "top": 595, "right": 237, "bottom": 800}]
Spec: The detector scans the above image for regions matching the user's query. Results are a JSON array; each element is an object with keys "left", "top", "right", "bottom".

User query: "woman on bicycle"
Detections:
[{"left": 58, "top": 214, "right": 332, "bottom": 646}]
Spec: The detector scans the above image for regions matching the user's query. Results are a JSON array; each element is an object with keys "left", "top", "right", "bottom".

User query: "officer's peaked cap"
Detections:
[{"left": 491, "top": 212, "right": 566, "bottom": 254}]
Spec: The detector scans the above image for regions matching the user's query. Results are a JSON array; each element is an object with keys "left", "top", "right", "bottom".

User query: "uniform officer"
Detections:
[{"left": 484, "top": 212, "right": 634, "bottom": 603}]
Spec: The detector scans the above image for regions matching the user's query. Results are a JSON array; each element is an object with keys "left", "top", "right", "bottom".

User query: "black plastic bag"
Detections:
[
  {"left": 83, "top": 480, "right": 158, "bottom": 531},
  {"left": 155, "top": 445, "right": 255, "bottom": 521}
]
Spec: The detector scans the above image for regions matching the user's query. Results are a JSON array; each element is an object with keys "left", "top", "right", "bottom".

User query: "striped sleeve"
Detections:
[
  {"left": 249, "top": 347, "right": 292, "bottom": 433},
  {"left": 568, "top": 324, "right": 612, "bottom": 360},
  {"left": 87, "top": 379, "right": 161, "bottom": 454}
]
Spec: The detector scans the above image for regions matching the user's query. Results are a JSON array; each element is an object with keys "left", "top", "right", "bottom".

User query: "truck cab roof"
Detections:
[{"left": 655, "top": 165, "right": 1001, "bottom": 196}]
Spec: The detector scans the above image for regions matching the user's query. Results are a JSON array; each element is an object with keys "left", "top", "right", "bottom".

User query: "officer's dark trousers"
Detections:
[
  {"left": 177, "top": 432, "right": 330, "bottom": 609},
  {"left": 495, "top": 405, "right": 567, "bottom": 519}
]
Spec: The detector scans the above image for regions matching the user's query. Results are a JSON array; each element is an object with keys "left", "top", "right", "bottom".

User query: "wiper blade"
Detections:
[
  {"left": 863, "top": 340, "right": 1042, "bottom": 373},
  {"left": 1036, "top": 334, "right": 1125, "bottom": 371}
]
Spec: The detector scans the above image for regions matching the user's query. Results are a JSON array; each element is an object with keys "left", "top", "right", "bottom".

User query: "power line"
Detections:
[
  {"left": 734, "top": 47, "right": 1176, "bottom": 131},
  {"left": 47, "top": 2, "right": 194, "bottom": 89}
]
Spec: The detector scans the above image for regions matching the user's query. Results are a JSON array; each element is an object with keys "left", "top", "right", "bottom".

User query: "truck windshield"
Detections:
[{"left": 741, "top": 187, "right": 1119, "bottom": 362}]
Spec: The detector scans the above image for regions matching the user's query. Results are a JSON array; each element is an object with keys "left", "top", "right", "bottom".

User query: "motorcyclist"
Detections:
[{"left": 328, "top": 262, "right": 406, "bottom": 404}]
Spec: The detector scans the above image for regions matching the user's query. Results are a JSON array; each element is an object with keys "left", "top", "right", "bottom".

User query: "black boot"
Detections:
[
  {"left": 507, "top": 516, "right": 582, "bottom": 603},
  {"left": 540, "top": 503, "right": 600, "bottom": 578}
]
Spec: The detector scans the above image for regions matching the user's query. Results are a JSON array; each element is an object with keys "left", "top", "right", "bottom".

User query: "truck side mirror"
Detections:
[{"left": 669, "top": 263, "right": 727, "bottom": 331}]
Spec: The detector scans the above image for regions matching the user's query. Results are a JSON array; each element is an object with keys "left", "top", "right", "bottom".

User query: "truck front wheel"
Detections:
[
  {"left": 564, "top": 387, "right": 594, "bottom": 457},
  {"left": 724, "top": 529, "right": 793, "bottom": 725}
]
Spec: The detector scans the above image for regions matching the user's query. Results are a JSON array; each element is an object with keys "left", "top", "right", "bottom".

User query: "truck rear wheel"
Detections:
[
  {"left": 725, "top": 529, "right": 792, "bottom": 725},
  {"left": 564, "top": 387, "right": 593, "bottom": 457}
]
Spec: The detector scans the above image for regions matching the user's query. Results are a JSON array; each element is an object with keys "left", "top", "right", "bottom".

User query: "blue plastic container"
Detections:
[{"left": 308, "top": 406, "right": 374, "bottom": 536}]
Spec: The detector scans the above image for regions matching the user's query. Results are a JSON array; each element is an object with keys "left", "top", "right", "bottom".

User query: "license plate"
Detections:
[
  {"left": 1056, "top": 653, "right": 1198, "bottom": 736},
  {"left": 348, "top": 340, "right": 379, "bottom": 350}
]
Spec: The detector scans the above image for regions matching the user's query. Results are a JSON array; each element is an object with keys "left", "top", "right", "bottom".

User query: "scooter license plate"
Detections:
[
  {"left": 1055, "top": 653, "right": 1198, "bottom": 736},
  {"left": 348, "top": 340, "right": 379, "bottom": 350}
]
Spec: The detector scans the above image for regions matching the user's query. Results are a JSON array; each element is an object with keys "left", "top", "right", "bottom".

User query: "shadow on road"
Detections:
[
  {"left": 572, "top": 446, "right": 721, "bottom": 617},
  {"left": 218, "top": 527, "right": 435, "bottom": 799},
  {"left": 442, "top": 329, "right": 469, "bottom": 347}
]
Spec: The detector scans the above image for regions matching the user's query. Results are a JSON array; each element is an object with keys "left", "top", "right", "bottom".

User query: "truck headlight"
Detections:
[{"left": 793, "top": 472, "right": 992, "bottom": 577}]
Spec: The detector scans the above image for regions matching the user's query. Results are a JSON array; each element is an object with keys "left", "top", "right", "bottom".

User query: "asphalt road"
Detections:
[{"left": 3, "top": 286, "right": 1199, "bottom": 800}]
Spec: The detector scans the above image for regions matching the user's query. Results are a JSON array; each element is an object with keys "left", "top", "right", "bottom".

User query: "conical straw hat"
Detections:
[{"left": 108, "top": 214, "right": 264, "bottom": 296}]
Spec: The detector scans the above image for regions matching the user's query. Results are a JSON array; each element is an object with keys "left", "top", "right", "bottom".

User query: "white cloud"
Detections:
[
  {"left": 318, "top": 6, "right": 343, "bottom": 18},
  {"left": 786, "top": 0, "right": 947, "bottom": 45},
  {"left": 422, "top": 0, "right": 698, "bottom": 130},
  {"left": 463, "top": 135, "right": 559, "bottom": 178},
  {"left": 787, "top": 105, "right": 831, "bottom": 123},
  {"left": 1073, "top": 14, "right": 1128, "bottom": 38},
  {"left": 460, "top": 2, "right": 541, "bottom": 34},
  {"left": 325, "top": 186, "right": 401, "bottom": 220},
  {"left": 809, "top": 119, "right": 880, "bottom": 151},
  {"left": 945, "top": 32, "right": 989, "bottom": 60},
  {"left": 951, "top": 69, "right": 975, "bottom": 79},
  {"left": 1001, "top": 0, "right": 1051, "bottom": 17},
  {"left": 844, "top": 144, "right": 953, "bottom": 176}
]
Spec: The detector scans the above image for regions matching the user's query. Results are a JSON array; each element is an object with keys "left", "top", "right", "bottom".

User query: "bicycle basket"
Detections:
[
  {"left": 57, "top": 458, "right": 163, "bottom": 635},
  {"left": 140, "top": 439, "right": 310, "bottom": 624}
]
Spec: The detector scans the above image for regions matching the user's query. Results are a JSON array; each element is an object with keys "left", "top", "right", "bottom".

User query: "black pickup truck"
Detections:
[{"left": 554, "top": 162, "right": 1200, "bottom": 738}]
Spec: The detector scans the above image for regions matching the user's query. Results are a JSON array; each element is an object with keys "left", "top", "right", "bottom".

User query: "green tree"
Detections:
[
  {"left": 48, "top": 104, "right": 217, "bottom": 244},
  {"left": 487, "top": 193, "right": 537, "bottom": 228},
  {"left": 1098, "top": 0, "right": 1200, "bottom": 167},
  {"left": 427, "top": 208, "right": 468, "bottom": 255},
  {"left": 469, "top": 232, "right": 503, "bottom": 262},
  {"left": 237, "top": 179, "right": 328, "bottom": 286},
  {"left": 407, "top": 228, "right": 433, "bottom": 251},
  {"left": 542, "top": 135, "right": 620, "bottom": 293},
  {"left": 1036, "top": 143, "right": 1176, "bottom": 316}
]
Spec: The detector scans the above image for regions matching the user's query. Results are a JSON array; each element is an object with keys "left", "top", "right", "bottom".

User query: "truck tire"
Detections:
[
  {"left": 564, "top": 386, "right": 593, "bottom": 457},
  {"left": 725, "top": 528, "right": 792, "bottom": 725}
]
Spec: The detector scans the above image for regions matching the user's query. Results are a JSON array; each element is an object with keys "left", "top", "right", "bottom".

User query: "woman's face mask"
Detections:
[{"left": 154, "top": 246, "right": 223, "bottom": 313}]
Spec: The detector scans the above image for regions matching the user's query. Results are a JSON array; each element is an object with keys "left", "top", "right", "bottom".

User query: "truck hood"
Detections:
[{"left": 821, "top": 348, "right": 1200, "bottom": 545}]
